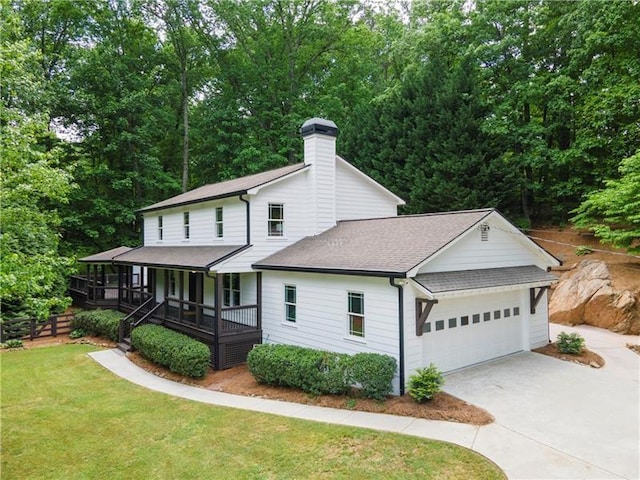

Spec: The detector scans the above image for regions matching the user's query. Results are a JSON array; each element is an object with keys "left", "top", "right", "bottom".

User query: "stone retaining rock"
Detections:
[{"left": 549, "top": 259, "right": 640, "bottom": 335}]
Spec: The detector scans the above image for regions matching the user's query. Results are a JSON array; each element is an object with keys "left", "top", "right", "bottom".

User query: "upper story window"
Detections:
[
  {"left": 183, "top": 211, "right": 190, "bottom": 239},
  {"left": 284, "top": 285, "right": 296, "bottom": 323},
  {"left": 215, "top": 207, "right": 223, "bottom": 238},
  {"left": 268, "top": 203, "right": 284, "bottom": 237},
  {"left": 348, "top": 292, "right": 365, "bottom": 338},
  {"left": 158, "top": 215, "right": 163, "bottom": 241},
  {"left": 223, "top": 273, "right": 240, "bottom": 307}
]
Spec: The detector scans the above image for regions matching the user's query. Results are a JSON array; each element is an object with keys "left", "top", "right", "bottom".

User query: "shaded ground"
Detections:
[{"left": 528, "top": 226, "right": 640, "bottom": 291}]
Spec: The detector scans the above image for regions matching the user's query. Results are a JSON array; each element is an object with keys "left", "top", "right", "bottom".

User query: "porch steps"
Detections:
[{"left": 117, "top": 336, "right": 132, "bottom": 353}]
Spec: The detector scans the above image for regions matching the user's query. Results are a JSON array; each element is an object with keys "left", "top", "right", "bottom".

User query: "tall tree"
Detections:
[
  {"left": 58, "top": 0, "right": 180, "bottom": 251},
  {"left": 139, "top": 0, "right": 210, "bottom": 192},
  {"left": 190, "top": 0, "right": 363, "bottom": 185},
  {"left": 1, "top": 8, "right": 75, "bottom": 319}
]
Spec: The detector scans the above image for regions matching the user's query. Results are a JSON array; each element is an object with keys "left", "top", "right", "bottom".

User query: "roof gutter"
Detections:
[
  {"left": 251, "top": 264, "right": 407, "bottom": 278},
  {"left": 389, "top": 277, "right": 406, "bottom": 396},
  {"left": 137, "top": 190, "right": 248, "bottom": 214}
]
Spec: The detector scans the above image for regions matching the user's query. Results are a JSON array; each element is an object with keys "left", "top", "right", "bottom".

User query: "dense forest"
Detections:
[{"left": 1, "top": 0, "right": 639, "bottom": 319}]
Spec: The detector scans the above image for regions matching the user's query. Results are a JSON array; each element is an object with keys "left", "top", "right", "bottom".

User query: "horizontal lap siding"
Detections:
[
  {"left": 419, "top": 217, "right": 547, "bottom": 273},
  {"left": 261, "top": 271, "right": 399, "bottom": 361},
  {"left": 143, "top": 199, "right": 247, "bottom": 246},
  {"left": 335, "top": 161, "right": 398, "bottom": 220},
  {"left": 218, "top": 173, "right": 313, "bottom": 272},
  {"left": 528, "top": 288, "right": 550, "bottom": 348}
]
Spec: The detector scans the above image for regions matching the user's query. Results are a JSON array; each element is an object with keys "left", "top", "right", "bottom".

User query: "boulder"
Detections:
[{"left": 549, "top": 260, "right": 640, "bottom": 335}]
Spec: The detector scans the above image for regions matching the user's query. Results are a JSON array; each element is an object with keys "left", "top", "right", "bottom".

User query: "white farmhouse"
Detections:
[{"left": 73, "top": 118, "right": 559, "bottom": 394}]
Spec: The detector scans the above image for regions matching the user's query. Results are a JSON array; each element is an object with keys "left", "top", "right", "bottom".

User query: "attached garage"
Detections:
[
  {"left": 256, "top": 208, "right": 561, "bottom": 394},
  {"left": 411, "top": 266, "right": 559, "bottom": 373},
  {"left": 417, "top": 290, "right": 524, "bottom": 372}
]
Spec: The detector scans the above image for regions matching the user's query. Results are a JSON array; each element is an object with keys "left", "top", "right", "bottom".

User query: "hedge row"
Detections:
[
  {"left": 71, "top": 309, "right": 124, "bottom": 342},
  {"left": 131, "top": 324, "right": 210, "bottom": 379},
  {"left": 247, "top": 344, "right": 397, "bottom": 400}
]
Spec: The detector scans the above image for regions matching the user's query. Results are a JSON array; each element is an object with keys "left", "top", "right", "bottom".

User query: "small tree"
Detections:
[{"left": 408, "top": 364, "right": 444, "bottom": 403}]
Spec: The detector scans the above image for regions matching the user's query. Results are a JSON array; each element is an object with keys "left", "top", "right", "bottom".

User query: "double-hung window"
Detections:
[
  {"left": 215, "top": 207, "right": 223, "bottom": 238},
  {"left": 348, "top": 292, "right": 365, "bottom": 338},
  {"left": 223, "top": 273, "right": 240, "bottom": 307},
  {"left": 158, "top": 215, "right": 163, "bottom": 241},
  {"left": 268, "top": 203, "right": 284, "bottom": 237},
  {"left": 183, "top": 212, "right": 190, "bottom": 239},
  {"left": 284, "top": 285, "right": 296, "bottom": 323}
]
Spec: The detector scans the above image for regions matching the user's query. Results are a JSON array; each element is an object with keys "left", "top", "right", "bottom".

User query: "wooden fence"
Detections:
[{"left": 0, "top": 313, "right": 74, "bottom": 342}]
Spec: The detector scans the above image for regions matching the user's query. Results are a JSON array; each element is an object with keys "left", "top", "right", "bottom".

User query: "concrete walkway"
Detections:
[{"left": 88, "top": 324, "right": 640, "bottom": 480}]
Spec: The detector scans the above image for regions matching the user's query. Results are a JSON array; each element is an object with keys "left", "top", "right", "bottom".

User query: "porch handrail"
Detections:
[
  {"left": 132, "top": 300, "right": 165, "bottom": 329},
  {"left": 118, "top": 296, "right": 156, "bottom": 343}
]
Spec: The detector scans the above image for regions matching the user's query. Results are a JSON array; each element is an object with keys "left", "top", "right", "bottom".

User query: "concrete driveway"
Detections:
[{"left": 443, "top": 324, "right": 640, "bottom": 479}]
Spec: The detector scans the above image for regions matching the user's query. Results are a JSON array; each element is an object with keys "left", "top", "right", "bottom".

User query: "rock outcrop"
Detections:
[{"left": 549, "top": 259, "right": 640, "bottom": 335}]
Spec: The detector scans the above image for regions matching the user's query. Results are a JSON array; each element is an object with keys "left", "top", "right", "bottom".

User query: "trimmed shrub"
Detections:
[
  {"left": 408, "top": 364, "right": 444, "bottom": 403},
  {"left": 350, "top": 352, "right": 397, "bottom": 400},
  {"left": 71, "top": 309, "right": 124, "bottom": 342},
  {"left": 247, "top": 344, "right": 396, "bottom": 399},
  {"left": 131, "top": 324, "right": 210, "bottom": 378},
  {"left": 557, "top": 331, "right": 585, "bottom": 355}
]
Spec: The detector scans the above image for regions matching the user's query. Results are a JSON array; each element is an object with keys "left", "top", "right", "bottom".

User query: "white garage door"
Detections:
[{"left": 421, "top": 291, "right": 524, "bottom": 373}]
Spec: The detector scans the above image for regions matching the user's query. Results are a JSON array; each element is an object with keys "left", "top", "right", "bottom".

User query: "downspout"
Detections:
[
  {"left": 389, "top": 277, "right": 405, "bottom": 396},
  {"left": 239, "top": 194, "right": 250, "bottom": 244}
]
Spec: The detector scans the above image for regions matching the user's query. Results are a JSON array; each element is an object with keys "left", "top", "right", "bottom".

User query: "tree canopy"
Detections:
[{"left": 2, "top": 0, "right": 640, "bottom": 318}]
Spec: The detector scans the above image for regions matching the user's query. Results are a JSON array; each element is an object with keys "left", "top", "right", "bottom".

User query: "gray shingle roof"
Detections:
[
  {"left": 79, "top": 246, "right": 133, "bottom": 263},
  {"left": 139, "top": 163, "right": 308, "bottom": 213},
  {"left": 113, "top": 245, "right": 247, "bottom": 270},
  {"left": 413, "top": 265, "right": 558, "bottom": 294},
  {"left": 254, "top": 209, "right": 494, "bottom": 276}
]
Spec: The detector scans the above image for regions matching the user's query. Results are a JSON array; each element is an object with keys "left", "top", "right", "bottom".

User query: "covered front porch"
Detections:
[{"left": 73, "top": 245, "right": 261, "bottom": 369}]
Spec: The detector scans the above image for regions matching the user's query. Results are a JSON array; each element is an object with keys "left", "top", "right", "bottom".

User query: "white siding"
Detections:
[
  {"left": 527, "top": 288, "right": 550, "bottom": 348},
  {"left": 217, "top": 172, "right": 314, "bottom": 272},
  {"left": 143, "top": 198, "right": 247, "bottom": 246},
  {"left": 418, "top": 216, "right": 552, "bottom": 274},
  {"left": 335, "top": 159, "right": 399, "bottom": 220},
  {"left": 304, "top": 133, "right": 337, "bottom": 234},
  {"left": 261, "top": 271, "right": 401, "bottom": 392}
]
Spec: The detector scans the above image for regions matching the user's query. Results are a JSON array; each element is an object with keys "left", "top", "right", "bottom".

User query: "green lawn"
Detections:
[{"left": 1, "top": 345, "right": 504, "bottom": 479}]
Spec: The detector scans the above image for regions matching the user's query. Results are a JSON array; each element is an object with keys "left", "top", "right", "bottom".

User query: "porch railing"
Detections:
[
  {"left": 70, "top": 275, "right": 120, "bottom": 304},
  {"left": 163, "top": 298, "right": 259, "bottom": 334},
  {"left": 220, "top": 305, "right": 258, "bottom": 333}
]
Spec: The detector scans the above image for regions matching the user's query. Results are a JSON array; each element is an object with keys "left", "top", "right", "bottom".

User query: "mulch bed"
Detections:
[
  {"left": 127, "top": 351, "right": 494, "bottom": 425},
  {"left": 533, "top": 342, "right": 605, "bottom": 368}
]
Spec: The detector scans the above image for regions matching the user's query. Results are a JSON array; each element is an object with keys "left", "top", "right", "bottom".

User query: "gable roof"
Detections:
[
  {"left": 253, "top": 209, "right": 494, "bottom": 277},
  {"left": 139, "top": 163, "right": 308, "bottom": 213}
]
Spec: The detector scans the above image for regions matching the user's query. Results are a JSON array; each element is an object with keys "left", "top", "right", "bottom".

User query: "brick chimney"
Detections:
[{"left": 301, "top": 118, "right": 338, "bottom": 234}]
